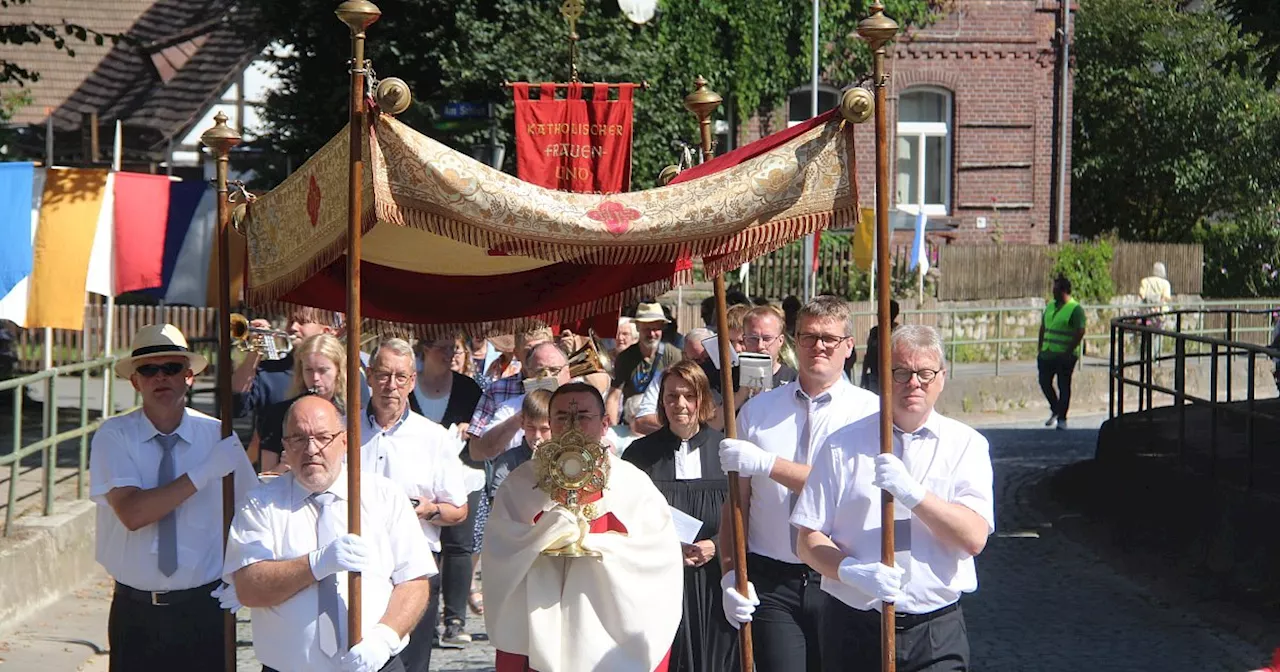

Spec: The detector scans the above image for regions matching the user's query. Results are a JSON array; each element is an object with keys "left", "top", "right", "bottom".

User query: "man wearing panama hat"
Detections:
[
  {"left": 90, "top": 323, "right": 258, "bottom": 671},
  {"left": 607, "top": 301, "right": 682, "bottom": 432}
]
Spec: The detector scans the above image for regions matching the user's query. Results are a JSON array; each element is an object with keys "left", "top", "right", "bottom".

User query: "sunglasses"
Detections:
[{"left": 136, "top": 362, "right": 186, "bottom": 378}]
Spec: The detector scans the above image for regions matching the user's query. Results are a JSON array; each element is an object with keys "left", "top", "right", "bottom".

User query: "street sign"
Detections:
[{"left": 442, "top": 101, "right": 489, "bottom": 120}]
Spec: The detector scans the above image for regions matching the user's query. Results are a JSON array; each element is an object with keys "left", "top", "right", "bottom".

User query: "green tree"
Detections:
[
  {"left": 1219, "top": 0, "right": 1280, "bottom": 84},
  {"left": 1072, "top": 0, "right": 1280, "bottom": 242},
  {"left": 239, "top": 0, "right": 941, "bottom": 189}
]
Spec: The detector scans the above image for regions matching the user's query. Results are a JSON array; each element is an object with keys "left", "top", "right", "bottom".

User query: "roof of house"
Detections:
[{"left": 3, "top": 0, "right": 262, "bottom": 157}]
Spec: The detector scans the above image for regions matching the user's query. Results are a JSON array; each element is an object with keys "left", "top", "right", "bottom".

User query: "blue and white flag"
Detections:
[{"left": 909, "top": 209, "right": 929, "bottom": 275}]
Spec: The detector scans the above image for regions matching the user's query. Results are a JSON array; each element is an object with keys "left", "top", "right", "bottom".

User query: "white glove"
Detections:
[
  {"left": 719, "top": 571, "right": 759, "bottom": 630},
  {"left": 873, "top": 453, "right": 927, "bottom": 509},
  {"left": 309, "top": 534, "right": 372, "bottom": 580},
  {"left": 187, "top": 436, "right": 243, "bottom": 491},
  {"left": 210, "top": 582, "right": 241, "bottom": 613},
  {"left": 539, "top": 507, "right": 584, "bottom": 553},
  {"left": 340, "top": 622, "right": 400, "bottom": 672},
  {"left": 719, "top": 438, "right": 777, "bottom": 478},
  {"left": 838, "top": 558, "right": 905, "bottom": 604}
]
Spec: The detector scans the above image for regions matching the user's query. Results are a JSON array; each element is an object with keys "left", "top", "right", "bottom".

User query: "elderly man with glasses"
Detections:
[
  {"left": 716, "top": 296, "right": 879, "bottom": 672},
  {"left": 225, "top": 395, "right": 435, "bottom": 672},
  {"left": 791, "top": 324, "right": 994, "bottom": 672},
  {"left": 361, "top": 338, "right": 474, "bottom": 672}
]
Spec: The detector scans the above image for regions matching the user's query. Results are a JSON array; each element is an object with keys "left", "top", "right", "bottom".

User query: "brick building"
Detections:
[{"left": 739, "top": 0, "right": 1072, "bottom": 247}]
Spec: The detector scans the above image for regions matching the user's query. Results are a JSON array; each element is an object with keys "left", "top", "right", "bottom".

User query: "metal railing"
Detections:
[
  {"left": 1109, "top": 307, "right": 1280, "bottom": 493},
  {"left": 1, "top": 356, "right": 139, "bottom": 535}
]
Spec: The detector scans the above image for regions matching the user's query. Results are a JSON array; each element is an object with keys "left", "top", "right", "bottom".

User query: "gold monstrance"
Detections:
[{"left": 534, "top": 415, "right": 610, "bottom": 558}]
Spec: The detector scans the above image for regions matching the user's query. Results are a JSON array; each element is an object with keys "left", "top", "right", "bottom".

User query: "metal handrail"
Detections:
[
  {"left": 2, "top": 355, "right": 140, "bottom": 536},
  {"left": 1108, "top": 306, "right": 1280, "bottom": 493}
]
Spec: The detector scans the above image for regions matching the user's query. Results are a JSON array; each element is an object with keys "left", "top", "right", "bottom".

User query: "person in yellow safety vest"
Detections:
[{"left": 1037, "top": 276, "right": 1086, "bottom": 430}]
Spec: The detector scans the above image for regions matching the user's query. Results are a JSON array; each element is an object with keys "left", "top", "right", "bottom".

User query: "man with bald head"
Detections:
[
  {"left": 468, "top": 341, "right": 572, "bottom": 462},
  {"left": 225, "top": 396, "right": 435, "bottom": 672},
  {"left": 483, "top": 383, "right": 684, "bottom": 672}
]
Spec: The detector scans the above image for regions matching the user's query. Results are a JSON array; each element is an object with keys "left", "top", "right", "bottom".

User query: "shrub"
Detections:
[
  {"left": 1048, "top": 239, "right": 1115, "bottom": 303},
  {"left": 1198, "top": 211, "right": 1280, "bottom": 298}
]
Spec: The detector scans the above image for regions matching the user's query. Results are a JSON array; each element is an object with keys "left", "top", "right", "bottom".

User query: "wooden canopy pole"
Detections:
[
  {"left": 336, "top": 0, "right": 380, "bottom": 647},
  {"left": 858, "top": 5, "right": 900, "bottom": 672},
  {"left": 684, "top": 76, "right": 753, "bottom": 672},
  {"left": 200, "top": 111, "right": 241, "bottom": 672}
]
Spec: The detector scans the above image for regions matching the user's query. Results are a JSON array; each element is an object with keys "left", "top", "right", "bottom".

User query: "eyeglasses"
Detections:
[
  {"left": 743, "top": 334, "right": 782, "bottom": 347},
  {"left": 796, "top": 333, "right": 851, "bottom": 349},
  {"left": 529, "top": 365, "right": 565, "bottom": 378},
  {"left": 891, "top": 368, "right": 942, "bottom": 384},
  {"left": 136, "top": 362, "right": 186, "bottom": 378},
  {"left": 371, "top": 370, "right": 413, "bottom": 387},
  {"left": 283, "top": 430, "right": 346, "bottom": 451}
]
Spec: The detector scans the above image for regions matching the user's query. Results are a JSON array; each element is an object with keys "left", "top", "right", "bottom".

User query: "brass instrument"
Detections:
[
  {"left": 567, "top": 337, "right": 609, "bottom": 378},
  {"left": 534, "top": 412, "right": 609, "bottom": 559},
  {"left": 229, "top": 313, "right": 292, "bottom": 360}
]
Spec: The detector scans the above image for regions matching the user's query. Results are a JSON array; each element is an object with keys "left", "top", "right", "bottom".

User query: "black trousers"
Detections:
[
  {"left": 822, "top": 600, "right": 969, "bottom": 672},
  {"left": 746, "top": 553, "right": 827, "bottom": 672},
  {"left": 108, "top": 582, "right": 224, "bottom": 672},
  {"left": 439, "top": 489, "right": 480, "bottom": 625},
  {"left": 264, "top": 658, "right": 404, "bottom": 672},
  {"left": 1037, "top": 354, "right": 1077, "bottom": 420},
  {"left": 400, "top": 553, "right": 441, "bottom": 672}
]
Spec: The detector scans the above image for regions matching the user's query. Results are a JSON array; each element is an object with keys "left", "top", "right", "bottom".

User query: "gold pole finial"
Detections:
[
  {"left": 683, "top": 76, "right": 723, "bottom": 159},
  {"left": 857, "top": 2, "right": 899, "bottom": 51},
  {"left": 561, "top": 0, "right": 585, "bottom": 82},
  {"left": 335, "top": 0, "right": 381, "bottom": 34},
  {"left": 200, "top": 111, "right": 242, "bottom": 155}
]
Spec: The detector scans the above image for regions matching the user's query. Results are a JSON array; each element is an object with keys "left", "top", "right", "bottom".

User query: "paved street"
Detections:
[{"left": 0, "top": 411, "right": 1274, "bottom": 671}]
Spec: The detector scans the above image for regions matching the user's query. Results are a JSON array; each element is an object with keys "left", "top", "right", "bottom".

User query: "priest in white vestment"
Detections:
[{"left": 483, "top": 382, "right": 683, "bottom": 672}]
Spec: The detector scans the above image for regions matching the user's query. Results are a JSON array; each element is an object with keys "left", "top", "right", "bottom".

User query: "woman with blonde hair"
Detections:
[
  {"left": 623, "top": 360, "right": 737, "bottom": 672},
  {"left": 256, "top": 333, "right": 347, "bottom": 472}
]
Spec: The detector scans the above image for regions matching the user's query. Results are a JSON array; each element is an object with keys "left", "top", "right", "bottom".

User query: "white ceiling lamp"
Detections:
[{"left": 618, "top": 0, "right": 656, "bottom": 24}]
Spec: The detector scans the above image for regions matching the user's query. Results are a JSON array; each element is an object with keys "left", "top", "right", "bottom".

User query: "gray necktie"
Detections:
[
  {"left": 155, "top": 433, "right": 179, "bottom": 577},
  {"left": 312, "top": 491, "right": 346, "bottom": 657},
  {"left": 790, "top": 389, "right": 831, "bottom": 554},
  {"left": 309, "top": 491, "right": 345, "bottom": 655}
]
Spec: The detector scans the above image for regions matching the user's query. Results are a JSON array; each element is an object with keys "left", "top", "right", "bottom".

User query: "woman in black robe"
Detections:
[{"left": 624, "top": 360, "right": 738, "bottom": 672}]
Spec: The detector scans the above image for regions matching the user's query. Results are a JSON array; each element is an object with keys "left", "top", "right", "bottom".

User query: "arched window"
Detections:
[
  {"left": 788, "top": 85, "right": 840, "bottom": 128},
  {"left": 896, "top": 88, "right": 952, "bottom": 216}
]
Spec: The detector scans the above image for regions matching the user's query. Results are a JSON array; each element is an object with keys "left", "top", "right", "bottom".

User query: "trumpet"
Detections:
[{"left": 230, "top": 313, "right": 292, "bottom": 360}]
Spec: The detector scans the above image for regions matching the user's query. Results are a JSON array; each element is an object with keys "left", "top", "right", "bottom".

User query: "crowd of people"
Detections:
[{"left": 88, "top": 292, "right": 999, "bottom": 672}]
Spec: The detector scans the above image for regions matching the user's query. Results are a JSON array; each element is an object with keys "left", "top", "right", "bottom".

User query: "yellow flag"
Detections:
[
  {"left": 852, "top": 206, "right": 875, "bottom": 272},
  {"left": 27, "top": 168, "right": 109, "bottom": 330}
]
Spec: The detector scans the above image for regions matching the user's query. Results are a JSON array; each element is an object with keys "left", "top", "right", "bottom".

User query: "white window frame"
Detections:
[
  {"left": 895, "top": 87, "right": 952, "bottom": 217},
  {"left": 787, "top": 84, "right": 842, "bottom": 128}
]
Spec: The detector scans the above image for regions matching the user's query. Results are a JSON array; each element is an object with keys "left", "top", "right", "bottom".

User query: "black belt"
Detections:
[
  {"left": 115, "top": 579, "right": 220, "bottom": 607},
  {"left": 747, "top": 552, "right": 823, "bottom": 581},
  {"left": 852, "top": 601, "right": 960, "bottom": 630}
]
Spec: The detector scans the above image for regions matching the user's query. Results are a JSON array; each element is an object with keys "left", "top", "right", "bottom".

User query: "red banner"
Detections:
[{"left": 513, "top": 82, "right": 635, "bottom": 194}]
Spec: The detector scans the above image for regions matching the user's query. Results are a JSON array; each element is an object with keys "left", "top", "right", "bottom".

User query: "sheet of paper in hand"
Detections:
[
  {"left": 669, "top": 506, "right": 704, "bottom": 545},
  {"left": 738, "top": 353, "right": 774, "bottom": 390}
]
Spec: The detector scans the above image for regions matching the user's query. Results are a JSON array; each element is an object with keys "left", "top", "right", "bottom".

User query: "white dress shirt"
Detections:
[
  {"left": 360, "top": 408, "right": 472, "bottom": 551},
  {"left": 674, "top": 439, "right": 702, "bottom": 480},
  {"left": 736, "top": 378, "right": 879, "bottom": 564},
  {"left": 224, "top": 467, "right": 436, "bottom": 672},
  {"left": 89, "top": 407, "right": 257, "bottom": 591},
  {"left": 790, "top": 411, "right": 995, "bottom": 614}
]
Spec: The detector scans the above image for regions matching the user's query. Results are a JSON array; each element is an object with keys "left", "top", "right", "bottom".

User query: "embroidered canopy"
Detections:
[{"left": 246, "top": 108, "right": 857, "bottom": 332}]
